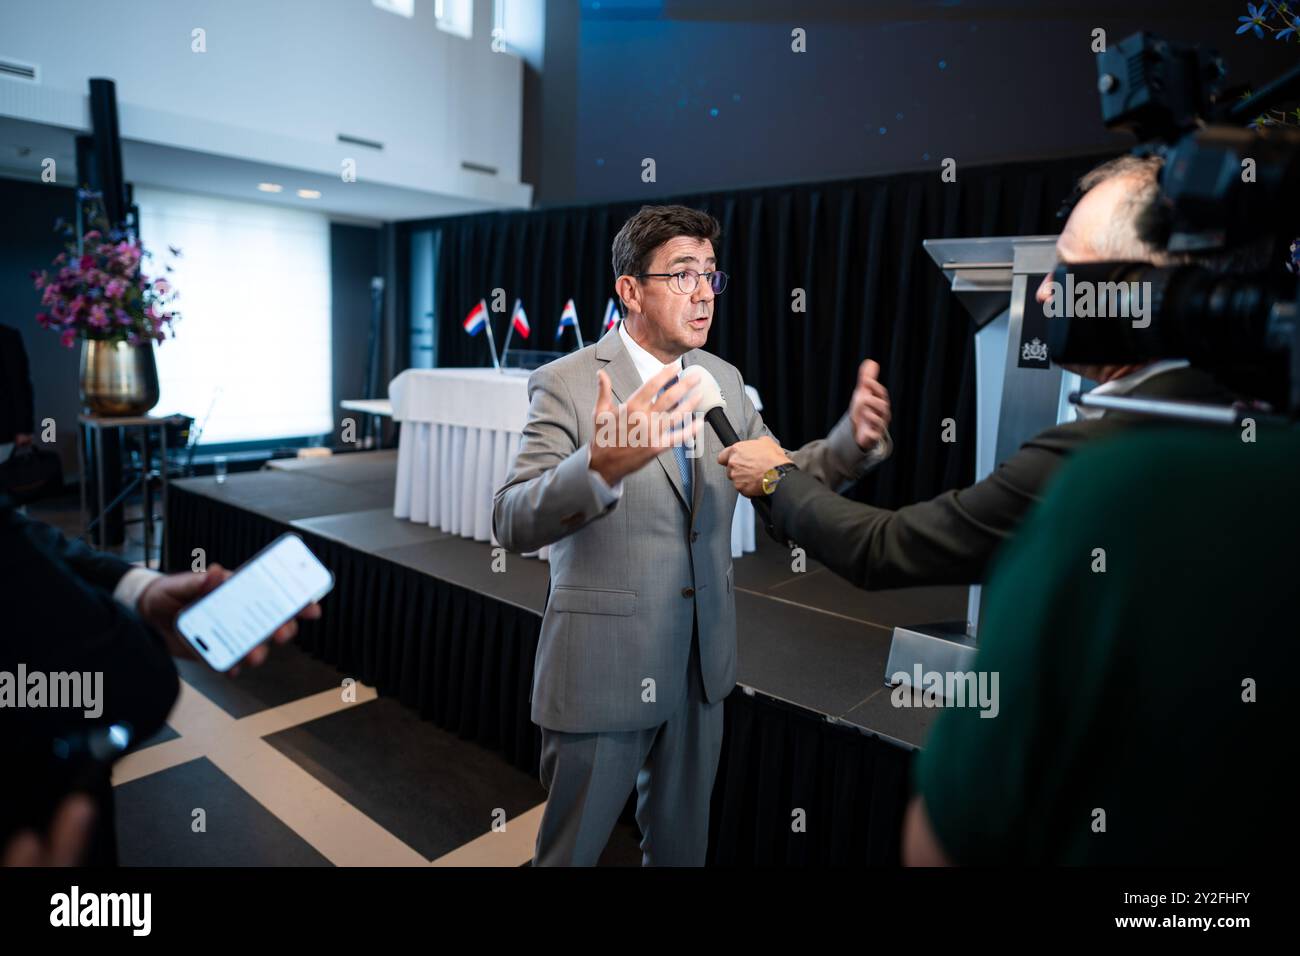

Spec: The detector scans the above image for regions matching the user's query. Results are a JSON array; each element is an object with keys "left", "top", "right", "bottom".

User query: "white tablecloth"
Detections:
[{"left": 390, "top": 367, "right": 758, "bottom": 559}]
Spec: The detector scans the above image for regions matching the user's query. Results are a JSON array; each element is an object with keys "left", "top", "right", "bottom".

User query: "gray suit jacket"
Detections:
[{"left": 493, "top": 326, "right": 890, "bottom": 733}]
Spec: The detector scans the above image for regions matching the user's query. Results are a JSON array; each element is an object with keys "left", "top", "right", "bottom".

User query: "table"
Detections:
[
  {"left": 339, "top": 398, "right": 393, "bottom": 449},
  {"left": 77, "top": 412, "right": 189, "bottom": 566},
  {"left": 390, "top": 368, "right": 758, "bottom": 558}
]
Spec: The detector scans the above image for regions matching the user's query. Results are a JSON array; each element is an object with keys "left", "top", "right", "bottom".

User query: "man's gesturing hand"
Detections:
[
  {"left": 850, "top": 359, "right": 891, "bottom": 451},
  {"left": 588, "top": 363, "right": 704, "bottom": 487}
]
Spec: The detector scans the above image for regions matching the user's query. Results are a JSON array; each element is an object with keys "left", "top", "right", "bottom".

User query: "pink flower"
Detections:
[
  {"left": 36, "top": 225, "right": 180, "bottom": 345},
  {"left": 114, "top": 242, "right": 141, "bottom": 268}
]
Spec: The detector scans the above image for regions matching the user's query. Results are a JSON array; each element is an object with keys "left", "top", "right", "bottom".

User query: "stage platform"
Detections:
[{"left": 165, "top": 450, "right": 967, "bottom": 865}]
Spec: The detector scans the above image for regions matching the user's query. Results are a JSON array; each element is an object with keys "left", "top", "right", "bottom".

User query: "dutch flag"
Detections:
[
  {"left": 602, "top": 297, "right": 619, "bottom": 332},
  {"left": 510, "top": 299, "right": 530, "bottom": 338},
  {"left": 556, "top": 298, "right": 579, "bottom": 340},
  {"left": 462, "top": 299, "right": 488, "bottom": 335}
]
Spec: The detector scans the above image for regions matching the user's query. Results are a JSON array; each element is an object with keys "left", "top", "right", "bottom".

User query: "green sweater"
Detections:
[{"left": 916, "top": 424, "right": 1295, "bottom": 865}]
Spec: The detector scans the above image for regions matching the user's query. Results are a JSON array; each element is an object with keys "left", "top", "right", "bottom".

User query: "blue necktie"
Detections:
[{"left": 660, "top": 374, "right": 693, "bottom": 506}]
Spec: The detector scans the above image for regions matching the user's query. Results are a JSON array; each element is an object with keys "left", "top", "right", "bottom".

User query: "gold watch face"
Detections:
[{"left": 762, "top": 467, "right": 780, "bottom": 495}]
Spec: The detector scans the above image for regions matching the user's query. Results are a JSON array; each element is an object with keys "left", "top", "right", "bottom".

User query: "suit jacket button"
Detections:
[
  {"left": 681, "top": 586, "right": 695, "bottom": 598},
  {"left": 690, "top": 530, "right": 699, "bottom": 542}
]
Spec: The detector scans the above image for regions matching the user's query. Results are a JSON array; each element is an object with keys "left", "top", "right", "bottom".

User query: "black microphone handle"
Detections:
[
  {"left": 704, "top": 406, "right": 741, "bottom": 446},
  {"left": 701, "top": 407, "right": 774, "bottom": 526}
]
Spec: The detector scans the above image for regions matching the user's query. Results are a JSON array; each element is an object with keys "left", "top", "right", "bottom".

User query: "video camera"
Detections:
[{"left": 1045, "top": 31, "right": 1300, "bottom": 419}]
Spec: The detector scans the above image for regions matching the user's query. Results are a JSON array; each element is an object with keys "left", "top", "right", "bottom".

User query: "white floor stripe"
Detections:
[
  {"left": 430, "top": 804, "right": 545, "bottom": 867},
  {"left": 114, "top": 679, "right": 427, "bottom": 866},
  {"left": 113, "top": 678, "right": 546, "bottom": 867}
]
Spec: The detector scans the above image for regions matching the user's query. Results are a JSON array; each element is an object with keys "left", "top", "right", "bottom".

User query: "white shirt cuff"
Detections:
[
  {"left": 113, "top": 566, "right": 164, "bottom": 611},
  {"left": 587, "top": 445, "right": 623, "bottom": 505},
  {"left": 867, "top": 430, "right": 892, "bottom": 463}
]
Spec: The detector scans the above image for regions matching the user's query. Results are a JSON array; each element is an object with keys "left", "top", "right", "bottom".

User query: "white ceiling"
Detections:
[{"left": 0, "top": 115, "right": 504, "bottom": 225}]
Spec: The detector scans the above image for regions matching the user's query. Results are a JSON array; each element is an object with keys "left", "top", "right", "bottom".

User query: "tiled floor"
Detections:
[
  {"left": 23, "top": 485, "right": 646, "bottom": 866},
  {"left": 110, "top": 644, "right": 644, "bottom": 867}
]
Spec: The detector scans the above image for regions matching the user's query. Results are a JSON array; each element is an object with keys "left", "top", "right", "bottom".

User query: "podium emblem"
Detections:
[{"left": 1021, "top": 337, "right": 1049, "bottom": 364}]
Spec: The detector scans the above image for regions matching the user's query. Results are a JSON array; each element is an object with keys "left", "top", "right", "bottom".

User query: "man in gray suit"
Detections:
[{"left": 493, "top": 205, "right": 892, "bottom": 866}]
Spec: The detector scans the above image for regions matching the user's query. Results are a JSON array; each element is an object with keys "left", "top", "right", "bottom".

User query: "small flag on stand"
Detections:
[
  {"left": 602, "top": 297, "right": 619, "bottom": 332},
  {"left": 511, "top": 299, "right": 531, "bottom": 338},
  {"left": 556, "top": 298, "right": 584, "bottom": 348},
  {"left": 500, "top": 298, "right": 529, "bottom": 368},
  {"left": 463, "top": 299, "right": 488, "bottom": 335},
  {"left": 463, "top": 298, "right": 500, "bottom": 369}
]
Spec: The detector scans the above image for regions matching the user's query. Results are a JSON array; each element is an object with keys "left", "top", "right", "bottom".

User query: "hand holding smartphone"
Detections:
[{"left": 176, "top": 533, "right": 333, "bottom": 672}]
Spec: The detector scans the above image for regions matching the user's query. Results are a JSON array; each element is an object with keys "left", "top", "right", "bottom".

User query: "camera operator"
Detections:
[{"left": 719, "top": 154, "right": 1251, "bottom": 590}]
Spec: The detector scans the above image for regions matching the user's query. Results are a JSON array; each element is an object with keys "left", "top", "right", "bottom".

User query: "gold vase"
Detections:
[{"left": 79, "top": 339, "right": 161, "bottom": 416}]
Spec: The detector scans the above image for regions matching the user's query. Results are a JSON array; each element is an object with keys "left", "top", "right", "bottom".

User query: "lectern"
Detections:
[{"left": 883, "top": 235, "right": 1084, "bottom": 689}]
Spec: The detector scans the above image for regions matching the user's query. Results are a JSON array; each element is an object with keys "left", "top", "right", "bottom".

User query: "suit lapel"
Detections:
[
  {"left": 595, "top": 324, "right": 641, "bottom": 405},
  {"left": 596, "top": 325, "right": 690, "bottom": 512}
]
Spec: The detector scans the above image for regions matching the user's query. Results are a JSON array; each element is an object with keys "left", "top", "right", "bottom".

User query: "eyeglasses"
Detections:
[{"left": 636, "top": 270, "right": 729, "bottom": 295}]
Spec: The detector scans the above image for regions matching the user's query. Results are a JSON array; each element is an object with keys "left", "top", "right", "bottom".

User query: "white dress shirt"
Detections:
[
  {"left": 114, "top": 566, "right": 163, "bottom": 610},
  {"left": 1072, "top": 359, "right": 1191, "bottom": 421},
  {"left": 585, "top": 320, "right": 685, "bottom": 503}
]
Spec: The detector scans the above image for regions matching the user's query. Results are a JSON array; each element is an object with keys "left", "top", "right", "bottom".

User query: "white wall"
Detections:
[{"left": 0, "top": 0, "right": 530, "bottom": 209}]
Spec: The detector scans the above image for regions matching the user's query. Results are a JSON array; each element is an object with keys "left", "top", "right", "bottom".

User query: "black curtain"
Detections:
[{"left": 398, "top": 151, "right": 1116, "bottom": 508}]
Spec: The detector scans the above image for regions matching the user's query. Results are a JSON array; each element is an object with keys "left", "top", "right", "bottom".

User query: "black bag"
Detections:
[{"left": 0, "top": 444, "right": 64, "bottom": 503}]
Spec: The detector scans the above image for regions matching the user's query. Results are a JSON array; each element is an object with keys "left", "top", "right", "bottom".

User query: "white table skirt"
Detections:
[{"left": 390, "top": 367, "right": 758, "bottom": 559}]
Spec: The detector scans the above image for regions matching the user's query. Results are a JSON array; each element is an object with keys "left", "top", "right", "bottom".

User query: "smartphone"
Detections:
[{"left": 176, "top": 533, "right": 333, "bottom": 671}]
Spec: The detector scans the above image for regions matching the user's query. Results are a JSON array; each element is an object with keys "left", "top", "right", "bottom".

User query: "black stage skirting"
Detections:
[{"left": 165, "top": 474, "right": 926, "bottom": 865}]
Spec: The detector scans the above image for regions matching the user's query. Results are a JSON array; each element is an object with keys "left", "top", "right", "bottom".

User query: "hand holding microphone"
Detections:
[
  {"left": 718, "top": 437, "right": 793, "bottom": 498},
  {"left": 677, "top": 366, "right": 785, "bottom": 516},
  {"left": 706, "top": 357, "right": 889, "bottom": 502}
]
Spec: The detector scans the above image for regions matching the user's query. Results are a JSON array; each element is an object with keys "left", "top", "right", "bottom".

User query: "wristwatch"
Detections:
[{"left": 761, "top": 462, "right": 798, "bottom": 495}]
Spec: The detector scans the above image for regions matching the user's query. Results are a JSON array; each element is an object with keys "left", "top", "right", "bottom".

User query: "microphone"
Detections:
[
  {"left": 679, "top": 365, "right": 774, "bottom": 524},
  {"left": 679, "top": 364, "right": 739, "bottom": 445}
]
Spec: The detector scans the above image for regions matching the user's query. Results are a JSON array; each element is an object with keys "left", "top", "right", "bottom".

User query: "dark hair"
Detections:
[{"left": 611, "top": 205, "right": 720, "bottom": 316}]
